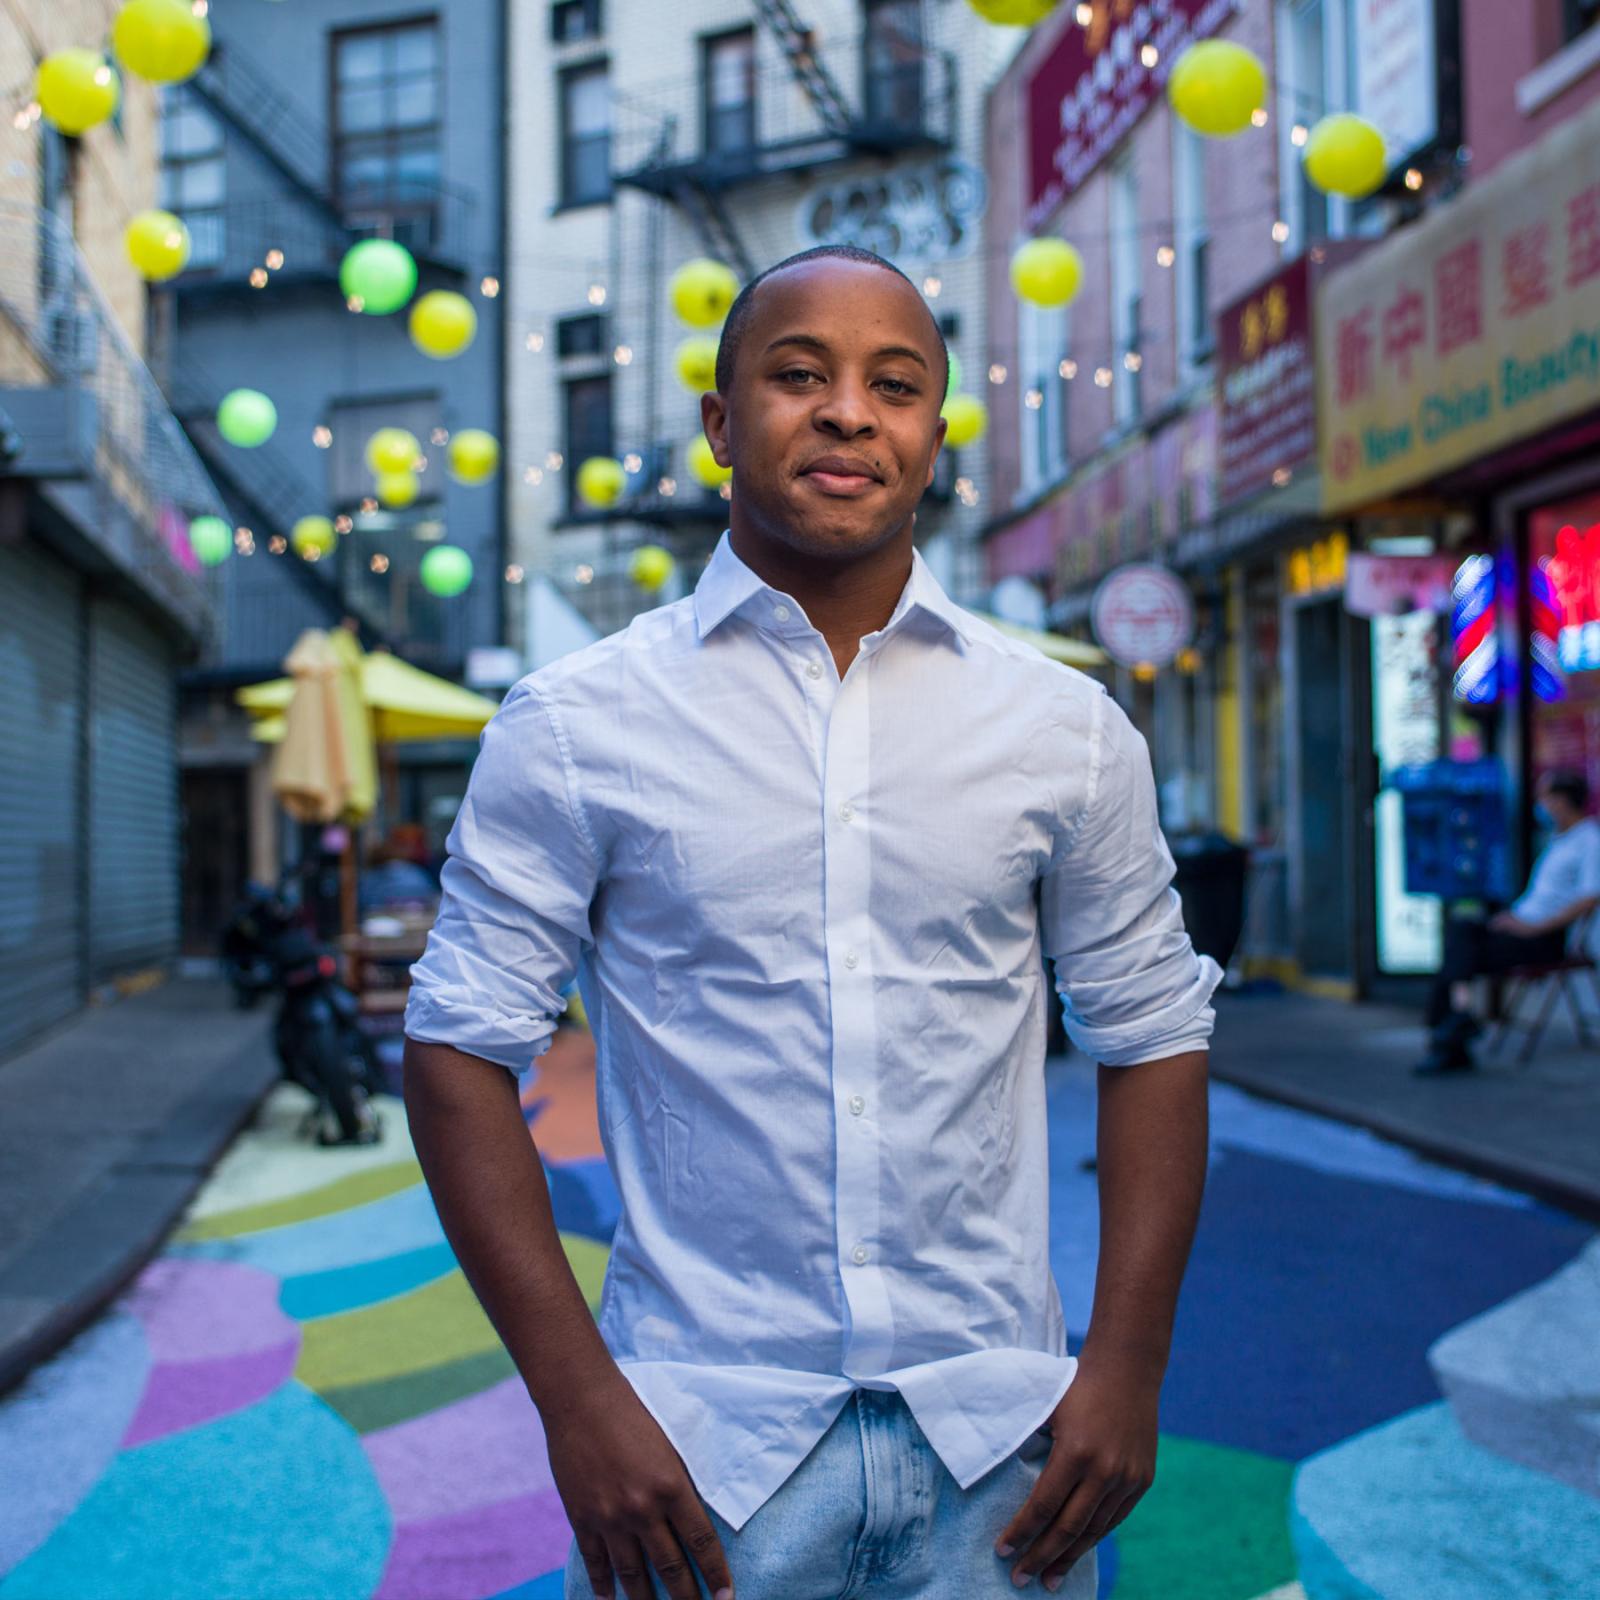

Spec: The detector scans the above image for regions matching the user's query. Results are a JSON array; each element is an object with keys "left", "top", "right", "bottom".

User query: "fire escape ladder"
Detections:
[{"left": 749, "top": 0, "right": 854, "bottom": 137}]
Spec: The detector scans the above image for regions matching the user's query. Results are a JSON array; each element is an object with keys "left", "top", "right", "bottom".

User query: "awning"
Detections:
[{"left": 967, "top": 610, "right": 1107, "bottom": 668}]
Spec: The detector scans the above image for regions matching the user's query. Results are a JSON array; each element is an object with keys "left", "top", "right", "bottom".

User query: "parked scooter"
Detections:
[{"left": 220, "top": 881, "right": 384, "bottom": 1146}]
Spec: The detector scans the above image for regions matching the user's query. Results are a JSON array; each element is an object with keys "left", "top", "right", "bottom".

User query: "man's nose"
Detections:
[{"left": 815, "top": 380, "right": 877, "bottom": 435}]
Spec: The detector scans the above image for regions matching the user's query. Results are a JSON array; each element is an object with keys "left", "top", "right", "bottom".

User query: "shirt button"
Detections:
[
  {"left": 844, "top": 951, "right": 859, "bottom": 969},
  {"left": 848, "top": 1094, "right": 865, "bottom": 1116},
  {"left": 806, "top": 661, "right": 822, "bottom": 679},
  {"left": 773, "top": 603, "right": 790, "bottom": 621},
  {"left": 839, "top": 802, "right": 854, "bottom": 821},
  {"left": 852, "top": 1244, "right": 869, "bottom": 1264}
]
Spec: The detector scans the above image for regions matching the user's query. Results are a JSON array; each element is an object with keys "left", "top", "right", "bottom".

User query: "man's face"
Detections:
[{"left": 701, "top": 259, "right": 947, "bottom": 562}]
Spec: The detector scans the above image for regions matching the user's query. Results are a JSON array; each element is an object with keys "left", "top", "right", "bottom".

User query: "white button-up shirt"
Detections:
[{"left": 405, "top": 529, "right": 1222, "bottom": 1531}]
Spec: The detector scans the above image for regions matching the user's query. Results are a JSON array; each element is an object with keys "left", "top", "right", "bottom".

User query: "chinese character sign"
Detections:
[
  {"left": 1024, "top": 0, "right": 1238, "bottom": 228},
  {"left": 1318, "top": 94, "right": 1600, "bottom": 513}
]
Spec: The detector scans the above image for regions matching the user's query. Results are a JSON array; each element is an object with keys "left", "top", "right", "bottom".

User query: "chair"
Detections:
[{"left": 1487, "top": 905, "right": 1600, "bottom": 1066}]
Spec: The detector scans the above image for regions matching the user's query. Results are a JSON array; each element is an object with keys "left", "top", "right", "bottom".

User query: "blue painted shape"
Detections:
[
  {"left": 279, "top": 1241, "right": 458, "bottom": 1321},
  {"left": 1155, "top": 1150, "right": 1590, "bottom": 1462},
  {"left": 1095, "top": 1531, "right": 1118, "bottom": 1597},
  {"left": 489, "top": 1567, "right": 568, "bottom": 1599},
  {"left": 0, "top": 1314, "right": 149, "bottom": 1572},
  {"left": 169, "top": 1182, "right": 446, "bottom": 1279},
  {"left": 544, "top": 1158, "right": 619, "bottom": 1243},
  {"left": 0, "top": 1381, "right": 391, "bottom": 1600},
  {"left": 1292, "top": 1402, "right": 1600, "bottom": 1600}
]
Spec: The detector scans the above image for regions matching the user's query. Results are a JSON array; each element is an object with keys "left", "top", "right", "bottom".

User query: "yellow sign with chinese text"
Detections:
[{"left": 1317, "top": 94, "right": 1600, "bottom": 514}]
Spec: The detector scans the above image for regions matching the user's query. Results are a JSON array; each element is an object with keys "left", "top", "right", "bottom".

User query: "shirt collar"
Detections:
[{"left": 692, "top": 527, "right": 971, "bottom": 650}]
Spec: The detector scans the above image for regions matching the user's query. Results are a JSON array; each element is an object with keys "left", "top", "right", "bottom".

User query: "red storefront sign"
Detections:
[
  {"left": 1025, "top": 0, "right": 1238, "bottom": 230},
  {"left": 1217, "top": 255, "right": 1315, "bottom": 507}
]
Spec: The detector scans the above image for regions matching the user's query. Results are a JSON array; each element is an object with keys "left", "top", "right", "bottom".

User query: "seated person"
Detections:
[
  {"left": 360, "top": 839, "right": 440, "bottom": 915},
  {"left": 1416, "top": 768, "right": 1600, "bottom": 1075}
]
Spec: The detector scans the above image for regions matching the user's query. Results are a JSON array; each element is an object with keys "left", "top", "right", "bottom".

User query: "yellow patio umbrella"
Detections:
[
  {"left": 238, "top": 645, "right": 502, "bottom": 745},
  {"left": 270, "top": 628, "right": 378, "bottom": 823},
  {"left": 967, "top": 611, "right": 1107, "bottom": 669}
]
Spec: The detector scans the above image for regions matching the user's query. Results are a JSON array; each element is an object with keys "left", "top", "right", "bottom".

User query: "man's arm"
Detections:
[
  {"left": 404, "top": 1038, "right": 737, "bottom": 1600},
  {"left": 1492, "top": 893, "right": 1600, "bottom": 937},
  {"left": 996, "top": 1050, "right": 1208, "bottom": 1591}
]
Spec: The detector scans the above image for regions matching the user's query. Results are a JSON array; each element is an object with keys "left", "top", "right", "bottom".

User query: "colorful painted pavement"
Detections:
[{"left": 1, "top": 1020, "right": 1596, "bottom": 1599}]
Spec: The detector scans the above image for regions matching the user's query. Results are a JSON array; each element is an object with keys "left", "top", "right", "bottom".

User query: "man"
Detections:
[
  {"left": 1416, "top": 768, "right": 1600, "bottom": 1075},
  {"left": 402, "top": 245, "right": 1221, "bottom": 1600}
]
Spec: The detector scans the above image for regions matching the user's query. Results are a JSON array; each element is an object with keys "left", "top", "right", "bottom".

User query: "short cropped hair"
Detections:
[
  {"left": 714, "top": 243, "right": 949, "bottom": 398},
  {"left": 1541, "top": 768, "right": 1590, "bottom": 812}
]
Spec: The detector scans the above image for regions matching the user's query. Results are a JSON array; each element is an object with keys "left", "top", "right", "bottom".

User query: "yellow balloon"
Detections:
[
  {"left": 1303, "top": 113, "right": 1388, "bottom": 199},
  {"left": 36, "top": 50, "right": 120, "bottom": 136},
  {"left": 375, "top": 470, "right": 420, "bottom": 509},
  {"left": 447, "top": 429, "right": 500, "bottom": 485},
  {"left": 365, "top": 427, "right": 420, "bottom": 477},
  {"left": 409, "top": 291, "right": 477, "bottom": 359},
  {"left": 577, "top": 456, "right": 627, "bottom": 508},
  {"left": 686, "top": 434, "right": 732, "bottom": 489},
  {"left": 965, "top": 0, "right": 1055, "bottom": 23},
  {"left": 669, "top": 258, "right": 739, "bottom": 328},
  {"left": 940, "top": 394, "right": 988, "bottom": 448},
  {"left": 630, "top": 544, "right": 675, "bottom": 593},
  {"left": 674, "top": 335, "right": 720, "bottom": 394},
  {"left": 291, "top": 515, "right": 336, "bottom": 560},
  {"left": 1166, "top": 40, "right": 1267, "bottom": 139},
  {"left": 1010, "top": 238, "right": 1083, "bottom": 308},
  {"left": 112, "top": 0, "right": 211, "bottom": 86},
  {"left": 125, "top": 209, "right": 191, "bottom": 281}
]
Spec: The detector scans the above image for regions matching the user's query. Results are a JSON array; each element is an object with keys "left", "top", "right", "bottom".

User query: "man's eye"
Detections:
[
  {"left": 879, "top": 378, "right": 915, "bottom": 395},
  {"left": 778, "top": 368, "right": 818, "bottom": 383}
]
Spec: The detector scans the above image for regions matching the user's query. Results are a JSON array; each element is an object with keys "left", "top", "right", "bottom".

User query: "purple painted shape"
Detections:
[
  {"left": 363, "top": 1376, "right": 555, "bottom": 1524},
  {"left": 120, "top": 1337, "right": 300, "bottom": 1448},
  {"left": 124, "top": 1257, "right": 296, "bottom": 1363},
  {"left": 373, "top": 1489, "right": 573, "bottom": 1600}
]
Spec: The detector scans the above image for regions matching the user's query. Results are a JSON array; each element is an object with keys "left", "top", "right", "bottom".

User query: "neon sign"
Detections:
[{"left": 1545, "top": 522, "right": 1600, "bottom": 675}]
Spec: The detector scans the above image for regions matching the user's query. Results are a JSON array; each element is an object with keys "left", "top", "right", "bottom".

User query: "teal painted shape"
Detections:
[
  {"left": 279, "top": 1241, "right": 458, "bottom": 1321},
  {"left": 1292, "top": 1402, "right": 1600, "bottom": 1600},
  {"left": 0, "top": 1381, "right": 391, "bottom": 1600}
]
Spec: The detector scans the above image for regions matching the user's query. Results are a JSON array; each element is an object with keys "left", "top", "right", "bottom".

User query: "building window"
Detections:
[
  {"left": 564, "top": 374, "right": 613, "bottom": 512},
  {"left": 326, "top": 393, "right": 443, "bottom": 510},
  {"left": 1566, "top": 0, "right": 1600, "bottom": 43},
  {"left": 1110, "top": 154, "right": 1142, "bottom": 428},
  {"left": 551, "top": 0, "right": 603, "bottom": 43},
  {"left": 1172, "top": 119, "right": 1211, "bottom": 375},
  {"left": 1276, "top": 0, "right": 1355, "bottom": 255},
  {"left": 557, "top": 312, "right": 607, "bottom": 358},
  {"left": 863, "top": 0, "right": 924, "bottom": 129},
  {"left": 702, "top": 29, "right": 756, "bottom": 159},
  {"left": 158, "top": 82, "right": 225, "bottom": 270},
  {"left": 332, "top": 19, "right": 441, "bottom": 247},
  {"left": 1018, "top": 296, "right": 1068, "bottom": 498},
  {"left": 560, "top": 62, "right": 611, "bottom": 207}
]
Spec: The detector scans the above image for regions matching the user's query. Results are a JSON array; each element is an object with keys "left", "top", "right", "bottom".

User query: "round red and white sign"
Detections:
[{"left": 1090, "top": 564, "right": 1193, "bottom": 669}]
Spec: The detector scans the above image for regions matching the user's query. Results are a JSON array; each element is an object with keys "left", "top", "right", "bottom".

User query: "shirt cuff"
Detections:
[
  {"left": 403, "top": 986, "right": 558, "bottom": 1076},
  {"left": 1063, "top": 954, "right": 1223, "bottom": 1067}
]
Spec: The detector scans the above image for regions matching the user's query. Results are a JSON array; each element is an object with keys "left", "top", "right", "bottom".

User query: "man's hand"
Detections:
[
  {"left": 1488, "top": 911, "right": 1535, "bottom": 935},
  {"left": 994, "top": 1360, "right": 1158, "bottom": 1591},
  {"left": 545, "top": 1369, "right": 735, "bottom": 1600}
]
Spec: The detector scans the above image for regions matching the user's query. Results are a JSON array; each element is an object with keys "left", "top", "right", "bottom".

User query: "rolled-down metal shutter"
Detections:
[
  {"left": 87, "top": 594, "right": 179, "bottom": 983},
  {"left": 0, "top": 538, "right": 86, "bottom": 1057}
]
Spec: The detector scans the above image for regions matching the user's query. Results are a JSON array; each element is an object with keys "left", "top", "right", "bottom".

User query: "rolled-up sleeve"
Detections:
[
  {"left": 404, "top": 679, "right": 600, "bottom": 1075},
  {"left": 1040, "top": 687, "right": 1222, "bottom": 1067}
]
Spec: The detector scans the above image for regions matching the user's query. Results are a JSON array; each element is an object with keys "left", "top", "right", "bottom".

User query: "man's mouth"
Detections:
[{"left": 799, "top": 455, "right": 883, "bottom": 496}]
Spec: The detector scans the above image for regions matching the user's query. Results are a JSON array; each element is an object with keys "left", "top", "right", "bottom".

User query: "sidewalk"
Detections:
[
  {"left": 1211, "top": 987, "right": 1600, "bottom": 1220},
  {"left": 0, "top": 976, "right": 277, "bottom": 1397}
]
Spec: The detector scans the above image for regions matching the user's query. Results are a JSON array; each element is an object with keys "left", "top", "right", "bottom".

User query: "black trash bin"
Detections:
[{"left": 1168, "top": 832, "right": 1250, "bottom": 971}]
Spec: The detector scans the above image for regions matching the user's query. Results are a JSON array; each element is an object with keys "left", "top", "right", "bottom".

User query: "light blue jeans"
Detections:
[{"left": 562, "top": 1386, "right": 1098, "bottom": 1599}]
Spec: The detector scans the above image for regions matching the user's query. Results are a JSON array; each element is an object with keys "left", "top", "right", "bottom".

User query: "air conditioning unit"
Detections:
[{"left": 41, "top": 302, "right": 98, "bottom": 375}]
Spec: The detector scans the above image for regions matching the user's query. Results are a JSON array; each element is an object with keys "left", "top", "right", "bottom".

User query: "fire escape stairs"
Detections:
[{"left": 749, "top": 0, "right": 854, "bottom": 138}]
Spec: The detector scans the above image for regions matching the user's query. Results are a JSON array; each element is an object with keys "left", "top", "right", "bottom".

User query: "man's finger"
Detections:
[
  {"left": 575, "top": 1531, "right": 616, "bottom": 1599},
  {"left": 641, "top": 1523, "right": 703, "bottom": 1600},
  {"left": 994, "top": 1451, "right": 1075, "bottom": 1559},
  {"left": 607, "top": 1533, "right": 658, "bottom": 1600},
  {"left": 672, "top": 1495, "right": 735, "bottom": 1600},
  {"left": 1010, "top": 1477, "right": 1111, "bottom": 1584},
  {"left": 1040, "top": 1487, "right": 1139, "bottom": 1589}
]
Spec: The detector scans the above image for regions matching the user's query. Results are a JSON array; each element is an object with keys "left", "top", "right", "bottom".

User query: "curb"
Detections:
[
  {"left": 0, "top": 1038, "right": 279, "bottom": 1401},
  {"left": 1209, "top": 1062, "right": 1600, "bottom": 1225}
]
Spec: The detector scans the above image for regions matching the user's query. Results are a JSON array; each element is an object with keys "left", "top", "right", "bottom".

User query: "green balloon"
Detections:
[
  {"left": 946, "top": 351, "right": 962, "bottom": 399},
  {"left": 340, "top": 238, "right": 418, "bottom": 315},
  {"left": 188, "top": 514, "right": 231, "bottom": 565},
  {"left": 217, "top": 388, "right": 277, "bottom": 448},
  {"left": 420, "top": 543, "right": 473, "bottom": 597}
]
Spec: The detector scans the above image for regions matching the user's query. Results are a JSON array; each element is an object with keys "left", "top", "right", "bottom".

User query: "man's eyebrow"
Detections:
[{"left": 762, "top": 333, "right": 930, "bottom": 371}]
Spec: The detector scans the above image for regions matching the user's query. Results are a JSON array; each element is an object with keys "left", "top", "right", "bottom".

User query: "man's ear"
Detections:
[
  {"left": 925, "top": 415, "right": 948, "bottom": 488},
  {"left": 701, "top": 391, "right": 731, "bottom": 466}
]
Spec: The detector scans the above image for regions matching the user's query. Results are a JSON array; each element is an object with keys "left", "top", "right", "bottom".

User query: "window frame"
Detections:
[
  {"left": 158, "top": 81, "right": 227, "bottom": 271},
  {"left": 1171, "top": 116, "right": 1212, "bottom": 379},
  {"left": 1017, "top": 293, "right": 1070, "bottom": 499},
  {"left": 562, "top": 372, "right": 615, "bottom": 514},
  {"left": 701, "top": 27, "right": 757, "bottom": 160},
  {"left": 550, "top": 0, "right": 603, "bottom": 44},
  {"left": 558, "top": 59, "right": 612, "bottom": 209},
  {"left": 1275, "top": 0, "right": 1355, "bottom": 257},
  {"left": 1109, "top": 153, "right": 1142, "bottom": 429}
]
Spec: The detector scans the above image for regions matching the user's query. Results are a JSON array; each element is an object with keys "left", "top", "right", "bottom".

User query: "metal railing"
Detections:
[
  {"left": 610, "top": 31, "right": 957, "bottom": 190},
  {"left": 0, "top": 201, "right": 219, "bottom": 644}
]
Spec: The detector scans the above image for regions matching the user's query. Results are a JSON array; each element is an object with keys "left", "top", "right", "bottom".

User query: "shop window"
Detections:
[{"left": 560, "top": 62, "right": 611, "bottom": 207}]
